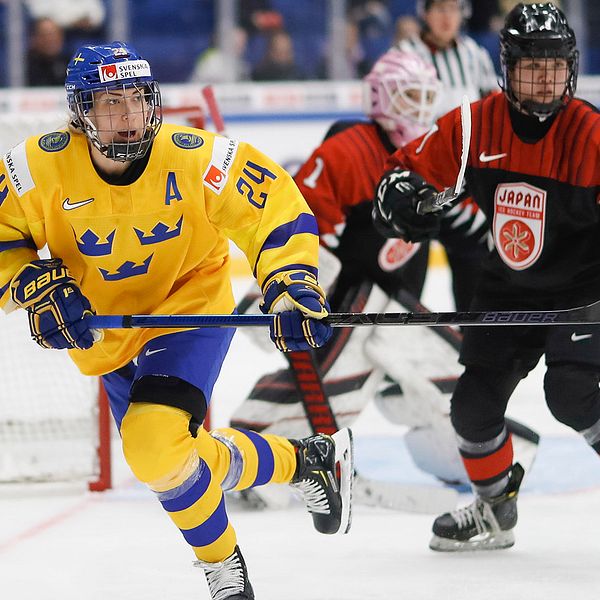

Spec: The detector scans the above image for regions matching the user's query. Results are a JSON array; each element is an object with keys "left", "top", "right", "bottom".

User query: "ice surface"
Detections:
[{"left": 1, "top": 268, "right": 599, "bottom": 599}]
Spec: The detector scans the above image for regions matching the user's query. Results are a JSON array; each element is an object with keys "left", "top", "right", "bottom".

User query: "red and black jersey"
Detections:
[
  {"left": 387, "top": 92, "right": 600, "bottom": 305},
  {"left": 295, "top": 121, "right": 393, "bottom": 243},
  {"left": 294, "top": 120, "right": 429, "bottom": 300}
]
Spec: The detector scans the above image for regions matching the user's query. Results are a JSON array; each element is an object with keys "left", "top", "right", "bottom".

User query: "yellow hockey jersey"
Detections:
[{"left": 0, "top": 123, "right": 319, "bottom": 375}]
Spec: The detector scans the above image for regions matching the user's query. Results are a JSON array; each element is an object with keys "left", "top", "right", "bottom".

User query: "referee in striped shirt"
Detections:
[{"left": 398, "top": 0, "right": 498, "bottom": 117}]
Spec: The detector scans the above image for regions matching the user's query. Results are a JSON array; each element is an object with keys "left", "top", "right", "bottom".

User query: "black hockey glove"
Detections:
[
  {"left": 372, "top": 170, "right": 441, "bottom": 243},
  {"left": 10, "top": 258, "right": 99, "bottom": 350}
]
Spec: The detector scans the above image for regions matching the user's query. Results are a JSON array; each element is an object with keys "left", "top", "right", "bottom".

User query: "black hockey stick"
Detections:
[{"left": 87, "top": 298, "right": 600, "bottom": 330}]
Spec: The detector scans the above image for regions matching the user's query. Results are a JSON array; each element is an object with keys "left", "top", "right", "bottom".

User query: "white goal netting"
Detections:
[{"left": 0, "top": 310, "right": 102, "bottom": 485}]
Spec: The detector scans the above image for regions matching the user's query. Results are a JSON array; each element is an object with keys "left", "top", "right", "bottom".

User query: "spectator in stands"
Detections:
[
  {"left": 189, "top": 26, "right": 251, "bottom": 84},
  {"left": 251, "top": 30, "right": 305, "bottom": 81},
  {"left": 239, "top": 0, "right": 283, "bottom": 36},
  {"left": 348, "top": 0, "right": 393, "bottom": 71},
  {"left": 468, "top": 0, "right": 501, "bottom": 33},
  {"left": 24, "top": 0, "right": 106, "bottom": 47},
  {"left": 347, "top": 0, "right": 391, "bottom": 29},
  {"left": 26, "top": 18, "right": 70, "bottom": 87},
  {"left": 317, "top": 21, "right": 370, "bottom": 80}
]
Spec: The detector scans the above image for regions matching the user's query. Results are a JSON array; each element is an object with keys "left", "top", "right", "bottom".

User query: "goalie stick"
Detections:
[
  {"left": 87, "top": 297, "right": 600, "bottom": 329},
  {"left": 283, "top": 347, "right": 457, "bottom": 514},
  {"left": 416, "top": 95, "right": 471, "bottom": 215},
  {"left": 232, "top": 282, "right": 458, "bottom": 514}
]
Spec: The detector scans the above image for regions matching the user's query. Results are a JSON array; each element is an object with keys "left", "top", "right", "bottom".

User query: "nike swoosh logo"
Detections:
[
  {"left": 479, "top": 152, "right": 507, "bottom": 163},
  {"left": 62, "top": 197, "right": 95, "bottom": 210},
  {"left": 571, "top": 333, "right": 593, "bottom": 342},
  {"left": 145, "top": 347, "right": 167, "bottom": 356}
]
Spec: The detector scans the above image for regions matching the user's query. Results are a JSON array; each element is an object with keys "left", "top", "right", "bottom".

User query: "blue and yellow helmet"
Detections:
[{"left": 65, "top": 42, "right": 162, "bottom": 161}]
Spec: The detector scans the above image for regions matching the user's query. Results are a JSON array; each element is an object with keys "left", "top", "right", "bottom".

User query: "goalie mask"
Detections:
[
  {"left": 500, "top": 3, "right": 578, "bottom": 119},
  {"left": 65, "top": 42, "right": 162, "bottom": 162},
  {"left": 364, "top": 48, "right": 441, "bottom": 147}
]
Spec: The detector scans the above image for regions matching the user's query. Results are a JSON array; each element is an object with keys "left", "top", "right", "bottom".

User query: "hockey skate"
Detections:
[
  {"left": 194, "top": 545, "right": 254, "bottom": 600},
  {"left": 429, "top": 463, "right": 524, "bottom": 552},
  {"left": 290, "top": 428, "right": 354, "bottom": 534}
]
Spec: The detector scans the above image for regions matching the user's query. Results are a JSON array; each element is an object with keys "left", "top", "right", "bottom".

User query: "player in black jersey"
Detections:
[{"left": 374, "top": 2, "right": 600, "bottom": 551}]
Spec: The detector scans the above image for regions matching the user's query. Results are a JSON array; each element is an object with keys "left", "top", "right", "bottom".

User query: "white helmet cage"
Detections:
[{"left": 72, "top": 81, "right": 162, "bottom": 162}]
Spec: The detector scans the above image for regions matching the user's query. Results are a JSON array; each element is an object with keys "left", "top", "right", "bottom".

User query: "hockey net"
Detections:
[{"left": 0, "top": 87, "right": 206, "bottom": 490}]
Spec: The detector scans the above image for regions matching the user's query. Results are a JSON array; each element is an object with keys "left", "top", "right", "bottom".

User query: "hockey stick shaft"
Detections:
[
  {"left": 416, "top": 95, "right": 471, "bottom": 215},
  {"left": 87, "top": 299, "right": 600, "bottom": 329}
]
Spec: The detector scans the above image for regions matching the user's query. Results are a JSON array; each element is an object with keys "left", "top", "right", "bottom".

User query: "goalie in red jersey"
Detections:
[
  {"left": 232, "top": 48, "right": 539, "bottom": 503},
  {"left": 374, "top": 2, "right": 600, "bottom": 551}
]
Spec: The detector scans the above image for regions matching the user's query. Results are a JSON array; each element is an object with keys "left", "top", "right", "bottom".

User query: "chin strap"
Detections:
[{"left": 105, "top": 135, "right": 153, "bottom": 161}]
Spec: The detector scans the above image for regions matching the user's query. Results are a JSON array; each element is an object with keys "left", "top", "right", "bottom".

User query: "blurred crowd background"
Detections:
[{"left": 0, "top": 0, "right": 597, "bottom": 88}]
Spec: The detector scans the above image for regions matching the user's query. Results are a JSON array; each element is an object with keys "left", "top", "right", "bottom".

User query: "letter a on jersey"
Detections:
[{"left": 493, "top": 182, "right": 546, "bottom": 270}]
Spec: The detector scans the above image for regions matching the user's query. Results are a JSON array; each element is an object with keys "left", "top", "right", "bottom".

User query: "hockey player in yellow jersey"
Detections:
[{"left": 0, "top": 42, "right": 353, "bottom": 599}]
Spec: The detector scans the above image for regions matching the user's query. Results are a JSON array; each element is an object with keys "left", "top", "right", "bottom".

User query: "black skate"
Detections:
[
  {"left": 194, "top": 545, "right": 254, "bottom": 600},
  {"left": 290, "top": 428, "right": 354, "bottom": 535},
  {"left": 429, "top": 463, "right": 525, "bottom": 552}
]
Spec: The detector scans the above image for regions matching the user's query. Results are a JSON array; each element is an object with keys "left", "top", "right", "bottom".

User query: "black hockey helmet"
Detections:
[{"left": 500, "top": 3, "right": 578, "bottom": 118}]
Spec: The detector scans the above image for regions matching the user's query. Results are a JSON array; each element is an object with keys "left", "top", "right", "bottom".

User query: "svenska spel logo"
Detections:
[
  {"left": 204, "top": 165, "right": 225, "bottom": 191},
  {"left": 100, "top": 64, "right": 117, "bottom": 81}
]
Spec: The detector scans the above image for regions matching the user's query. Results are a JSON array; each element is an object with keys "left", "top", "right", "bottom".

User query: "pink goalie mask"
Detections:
[{"left": 364, "top": 49, "right": 442, "bottom": 147}]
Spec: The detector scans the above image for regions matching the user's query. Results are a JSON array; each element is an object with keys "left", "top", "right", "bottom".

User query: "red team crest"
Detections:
[
  {"left": 493, "top": 182, "right": 546, "bottom": 270},
  {"left": 378, "top": 238, "right": 421, "bottom": 272}
]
